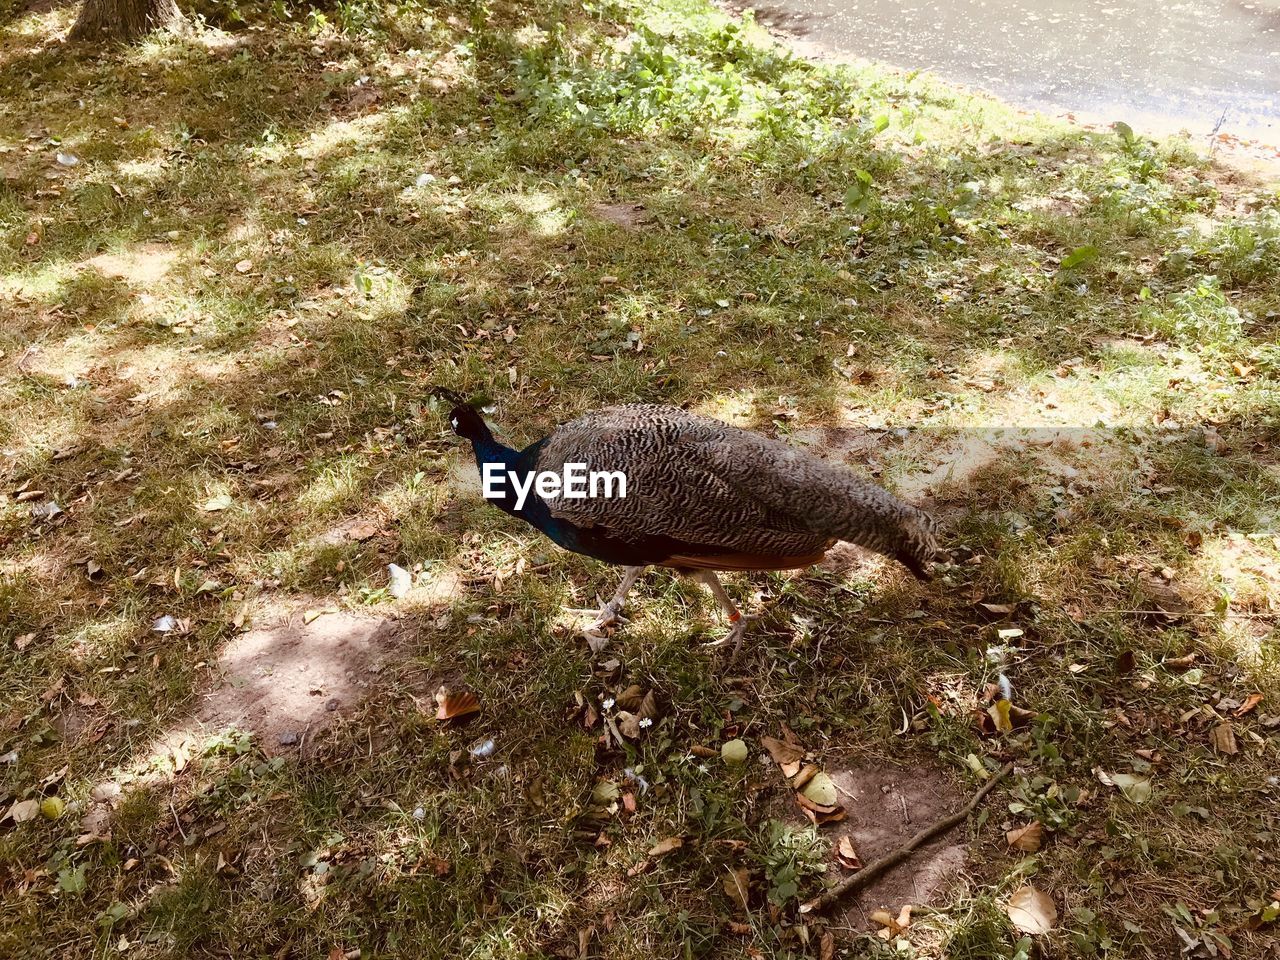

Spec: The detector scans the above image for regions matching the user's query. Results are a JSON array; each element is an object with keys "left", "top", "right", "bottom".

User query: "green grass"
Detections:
[{"left": 1, "top": 0, "right": 1279, "bottom": 956}]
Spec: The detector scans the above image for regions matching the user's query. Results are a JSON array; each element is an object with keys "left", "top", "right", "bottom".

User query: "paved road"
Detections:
[{"left": 738, "top": 0, "right": 1280, "bottom": 145}]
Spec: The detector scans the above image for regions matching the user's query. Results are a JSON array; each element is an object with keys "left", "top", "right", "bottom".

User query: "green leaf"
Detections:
[
  {"left": 57, "top": 864, "right": 87, "bottom": 895},
  {"left": 801, "top": 772, "right": 837, "bottom": 806},
  {"left": 844, "top": 169, "right": 874, "bottom": 214},
  {"left": 1106, "top": 772, "right": 1152, "bottom": 804},
  {"left": 1060, "top": 245, "right": 1100, "bottom": 270},
  {"left": 1113, "top": 120, "right": 1135, "bottom": 144},
  {"left": 98, "top": 901, "right": 129, "bottom": 927}
]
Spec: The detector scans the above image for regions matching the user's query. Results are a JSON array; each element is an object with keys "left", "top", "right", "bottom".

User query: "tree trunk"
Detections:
[{"left": 68, "top": 0, "right": 183, "bottom": 43}]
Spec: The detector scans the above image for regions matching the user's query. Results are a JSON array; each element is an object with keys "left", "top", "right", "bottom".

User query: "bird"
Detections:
[{"left": 434, "top": 388, "right": 940, "bottom": 656}]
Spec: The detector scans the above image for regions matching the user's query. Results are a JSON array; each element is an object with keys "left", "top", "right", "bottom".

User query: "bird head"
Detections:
[
  {"left": 896, "top": 508, "right": 942, "bottom": 581},
  {"left": 431, "top": 386, "right": 492, "bottom": 443}
]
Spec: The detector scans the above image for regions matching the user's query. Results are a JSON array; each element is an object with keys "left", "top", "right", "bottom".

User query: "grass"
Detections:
[{"left": 1, "top": 0, "right": 1279, "bottom": 956}]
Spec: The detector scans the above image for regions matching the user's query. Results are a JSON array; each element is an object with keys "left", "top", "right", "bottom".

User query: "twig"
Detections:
[
  {"left": 799, "top": 761, "right": 1015, "bottom": 914},
  {"left": 169, "top": 795, "right": 188, "bottom": 844}
]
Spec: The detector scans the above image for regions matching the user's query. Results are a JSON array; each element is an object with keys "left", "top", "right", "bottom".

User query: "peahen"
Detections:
[{"left": 435, "top": 389, "right": 940, "bottom": 655}]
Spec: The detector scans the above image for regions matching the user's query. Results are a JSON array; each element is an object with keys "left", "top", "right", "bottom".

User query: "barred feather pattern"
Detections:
[{"left": 534, "top": 404, "right": 939, "bottom": 573}]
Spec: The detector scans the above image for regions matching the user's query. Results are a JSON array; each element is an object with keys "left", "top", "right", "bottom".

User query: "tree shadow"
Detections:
[{"left": 2, "top": 6, "right": 1279, "bottom": 956}]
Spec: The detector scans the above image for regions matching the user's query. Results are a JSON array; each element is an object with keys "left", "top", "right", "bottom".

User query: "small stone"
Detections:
[
  {"left": 278, "top": 731, "right": 299, "bottom": 746},
  {"left": 325, "top": 698, "right": 340, "bottom": 712}
]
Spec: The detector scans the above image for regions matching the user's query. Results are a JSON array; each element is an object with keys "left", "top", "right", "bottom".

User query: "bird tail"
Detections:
[{"left": 708, "top": 440, "right": 942, "bottom": 578}]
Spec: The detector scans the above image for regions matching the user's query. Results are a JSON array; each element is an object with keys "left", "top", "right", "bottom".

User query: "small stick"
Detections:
[{"left": 799, "top": 761, "right": 1015, "bottom": 914}]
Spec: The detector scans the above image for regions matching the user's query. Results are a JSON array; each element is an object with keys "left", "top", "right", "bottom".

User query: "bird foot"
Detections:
[
  {"left": 588, "top": 599, "right": 628, "bottom": 632},
  {"left": 702, "top": 615, "right": 754, "bottom": 663},
  {"left": 579, "top": 600, "right": 629, "bottom": 652}
]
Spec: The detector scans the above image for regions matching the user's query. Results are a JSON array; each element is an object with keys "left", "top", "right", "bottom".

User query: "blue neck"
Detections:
[{"left": 471, "top": 435, "right": 534, "bottom": 517}]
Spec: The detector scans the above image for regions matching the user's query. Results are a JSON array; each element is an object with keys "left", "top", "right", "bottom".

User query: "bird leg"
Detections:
[
  {"left": 695, "top": 571, "right": 752, "bottom": 660},
  {"left": 586, "top": 565, "right": 645, "bottom": 633}
]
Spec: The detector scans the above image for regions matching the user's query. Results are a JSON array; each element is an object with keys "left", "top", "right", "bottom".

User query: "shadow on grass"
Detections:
[{"left": 2, "top": 2, "right": 1279, "bottom": 956}]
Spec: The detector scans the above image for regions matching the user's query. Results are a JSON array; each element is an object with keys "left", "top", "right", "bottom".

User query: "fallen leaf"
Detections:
[
  {"left": 1006, "top": 822, "right": 1044, "bottom": 852},
  {"left": 835, "top": 835, "right": 862, "bottom": 870},
  {"left": 761, "top": 735, "right": 804, "bottom": 772},
  {"left": 1234, "top": 693, "right": 1263, "bottom": 718},
  {"left": 235, "top": 259, "right": 254, "bottom": 273},
  {"left": 869, "top": 909, "right": 896, "bottom": 929},
  {"left": 346, "top": 521, "right": 380, "bottom": 541},
  {"left": 591, "top": 781, "right": 620, "bottom": 805},
  {"left": 988, "top": 699, "right": 1013, "bottom": 734},
  {"left": 1006, "top": 884, "right": 1057, "bottom": 934},
  {"left": 1162, "top": 653, "right": 1196, "bottom": 672},
  {"left": 977, "top": 601, "right": 1016, "bottom": 615},
  {"left": 790, "top": 763, "right": 819, "bottom": 790},
  {"left": 5, "top": 799, "right": 40, "bottom": 823},
  {"left": 819, "top": 931, "right": 835, "bottom": 960},
  {"left": 647, "top": 837, "right": 684, "bottom": 857},
  {"left": 801, "top": 772, "right": 838, "bottom": 807},
  {"left": 200, "top": 494, "right": 233, "bottom": 513},
  {"left": 1210, "top": 722, "right": 1238, "bottom": 756},
  {"left": 1097, "top": 769, "right": 1152, "bottom": 804},
  {"left": 435, "top": 687, "right": 480, "bottom": 721},
  {"left": 722, "top": 867, "right": 750, "bottom": 913},
  {"left": 795, "top": 792, "right": 846, "bottom": 825}
]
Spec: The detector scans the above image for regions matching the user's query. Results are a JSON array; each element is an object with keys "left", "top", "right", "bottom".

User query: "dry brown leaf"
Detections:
[
  {"left": 722, "top": 867, "right": 750, "bottom": 913},
  {"left": 615, "top": 684, "right": 646, "bottom": 711},
  {"left": 1006, "top": 884, "right": 1057, "bottom": 934},
  {"left": 1006, "top": 822, "right": 1044, "bottom": 852},
  {"left": 790, "top": 764, "right": 819, "bottom": 790},
  {"left": 690, "top": 744, "right": 717, "bottom": 758},
  {"left": 345, "top": 521, "right": 380, "bottom": 541},
  {"left": 5, "top": 799, "right": 40, "bottom": 824},
  {"left": 869, "top": 909, "right": 895, "bottom": 928},
  {"left": 1210, "top": 722, "right": 1238, "bottom": 755},
  {"left": 435, "top": 688, "right": 480, "bottom": 721},
  {"left": 761, "top": 735, "right": 804, "bottom": 768},
  {"left": 1162, "top": 653, "right": 1197, "bottom": 672},
  {"left": 794, "top": 793, "right": 838, "bottom": 815},
  {"left": 795, "top": 792, "right": 846, "bottom": 825},
  {"left": 819, "top": 931, "right": 835, "bottom": 960},
  {"left": 977, "top": 601, "right": 1017, "bottom": 615},
  {"left": 835, "top": 835, "right": 862, "bottom": 870},
  {"left": 647, "top": 836, "right": 684, "bottom": 857},
  {"left": 1235, "top": 693, "right": 1264, "bottom": 717}
]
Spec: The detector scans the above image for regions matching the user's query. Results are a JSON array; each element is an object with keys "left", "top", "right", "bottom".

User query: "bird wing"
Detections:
[{"left": 533, "top": 405, "right": 835, "bottom": 558}]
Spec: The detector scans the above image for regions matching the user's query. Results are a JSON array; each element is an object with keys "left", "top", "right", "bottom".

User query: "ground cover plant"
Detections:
[{"left": 1, "top": 0, "right": 1278, "bottom": 956}]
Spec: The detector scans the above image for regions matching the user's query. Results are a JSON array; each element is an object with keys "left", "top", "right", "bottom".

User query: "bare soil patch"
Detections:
[
  {"left": 820, "top": 762, "right": 970, "bottom": 930},
  {"left": 592, "top": 202, "right": 654, "bottom": 230},
  {"left": 194, "top": 610, "right": 403, "bottom": 754},
  {"left": 84, "top": 244, "right": 178, "bottom": 285}
]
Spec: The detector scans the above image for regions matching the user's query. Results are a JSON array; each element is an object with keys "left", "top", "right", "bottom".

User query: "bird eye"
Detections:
[{"left": 451, "top": 416, "right": 459, "bottom": 430}]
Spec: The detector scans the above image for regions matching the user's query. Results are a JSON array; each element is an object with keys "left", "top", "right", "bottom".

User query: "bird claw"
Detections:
[
  {"left": 589, "top": 599, "right": 628, "bottom": 632},
  {"left": 582, "top": 601, "right": 630, "bottom": 653},
  {"left": 703, "top": 616, "right": 753, "bottom": 664}
]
